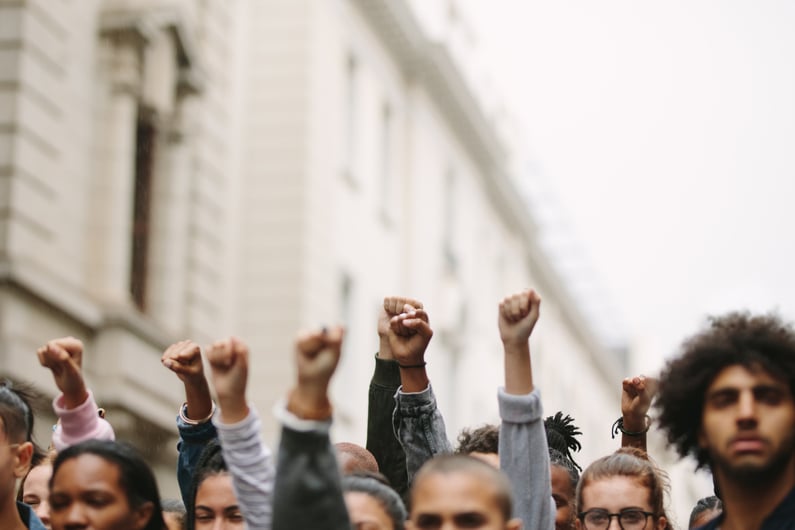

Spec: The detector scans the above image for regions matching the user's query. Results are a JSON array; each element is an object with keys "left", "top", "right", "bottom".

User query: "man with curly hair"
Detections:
[{"left": 656, "top": 312, "right": 795, "bottom": 530}]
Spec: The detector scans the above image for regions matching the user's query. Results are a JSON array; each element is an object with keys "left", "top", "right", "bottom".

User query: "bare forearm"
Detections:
[
  {"left": 184, "top": 378, "right": 213, "bottom": 420},
  {"left": 503, "top": 342, "right": 534, "bottom": 395}
]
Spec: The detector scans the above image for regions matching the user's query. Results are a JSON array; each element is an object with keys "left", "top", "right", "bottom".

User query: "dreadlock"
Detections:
[{"left": 544, "top": 411, "right": 582, "bottom": 472}]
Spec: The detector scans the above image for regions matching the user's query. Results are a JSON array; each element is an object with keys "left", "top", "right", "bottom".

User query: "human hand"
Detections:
[
  {"left": 161, "top": 340, "right": 205, "bottom": 385},
  {"left": 378, "top": 297, "right": 423, "bottom": 360},
  {"left": 498, "top": 289, "right": 541, "bottom": 348},
  {"left": 621, "top": 375, "right": 658, "bottom": 431},
  {"left": 206, "top": 337, "right": 249, "bottom": 423},
  {"left": 289, "top": 326, "right": 344, "bottom": 419},
  {"left": 37, "top": 337, "right": 88, "bottom": 409},
  {"left": 386, "top": 307, "right": 433, "bottom": 367}
]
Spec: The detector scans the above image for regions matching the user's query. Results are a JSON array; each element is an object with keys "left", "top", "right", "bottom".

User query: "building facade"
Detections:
[{"left": 0, "top": 0, "right": 623, "bottom": 495}]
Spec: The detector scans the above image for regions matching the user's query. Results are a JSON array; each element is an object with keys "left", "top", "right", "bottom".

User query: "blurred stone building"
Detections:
[{"left": 0, "top": 0, "right": 623, "bottom": 495}]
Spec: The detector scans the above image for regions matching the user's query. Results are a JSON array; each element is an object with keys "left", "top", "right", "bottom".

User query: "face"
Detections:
[
  {"left": 408, "top": 471, "right": 520, "bottom": 530},
  {"left": 49, "top": 454, "right": 152, "bottom": 530},
  {"left": 551, "top": 465, "right": 575, "bottom": 530},
  {"left": 194, "top": 473, "right": 244, "bottom": 529},
  {"left": 576, "top": 476, "right": 665, "bottom": 530},
  {"left": 699, "top": 365, "right": 795, "bottom": 483},
  {"left": 22, "top": 464, "right": 53, "bottom": 529},
  {"left": 344, "top": 491, "right": 394, "bottom": 530}
]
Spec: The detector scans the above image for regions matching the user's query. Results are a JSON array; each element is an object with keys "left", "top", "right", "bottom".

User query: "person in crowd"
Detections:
[
  {"left": 161, "top": 340, "right": 217, "bottom": 505},
  {"left": 206, "top": 336, "right": 274, "bottom": 530},
  {"left": 342, "top": 473, "right": 406, "bottom": 530},
  {"left": 575, "top": 447, "right": 670, "bottom": 530},
  {"left": 689, "top": 496, "right": 722, "bottom": 529},
  {"left": 408, "top": 453, "right": 521, "bottom": 530},
  {"left": 185, "top": 441, "right": 244, "bottom": 530},
  {"left": 456, "top": 424, "right": 500, "bottom": 468},
  {"left": 161, "top": 498, "right": 187, "bottom": 530},
  {"left": 495, "top": 288, "right": 554, "bottom": 530},
  {"left": 18, "top": 337, "right": 117, "bottom": 530},
  {"left": 367, "top": 297, "right": 426, "bottom": 499},
  {"left": 0, "top": 380, "right": 45, "bottom": 530},
  {"left": 18, "top": 450, "right": 55, "bottom": 530},
  {"left": 48, "top": 439, "right": 166, "bottom": 530},
  {"left": 614, "top": 375, "right": 657, "bottom": 452},
  {"left": 336, "top": 442, "right": 380, "bottom": 474},
  {"left": 656, "top": 312, "right": 795, "bottom": 530},
  {"left": 545, "top": 412, "right": 583, "bottom": 530},
  {"left": 271, "top": 325, "right": 352, "bottom": 529}
]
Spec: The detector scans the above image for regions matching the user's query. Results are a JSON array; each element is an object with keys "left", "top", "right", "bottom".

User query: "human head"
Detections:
[
  {"left": 409, "top": 454, "right": 520, "bottom": 530},
  {"left": 456, "top": 424, "right": 500, "bottom": 468},
  {"left": 343, "top": 473, "right": 406, "bottom": 530},
  {"left": 575, "top": 448, "right": 670, "bottom": 530},
  {"left": 688, "top": 496, "right": 722, "bottom": 529},
  {"left": 187, "top": 440, "right": 242, "bottom": 530},
  {"left": 162, "top": 498, "right": 187, "bottom": 530},
  {"left": 550, "top": 449, "right": 579, "bottom": 530},
  {"left": 0, "top": 380, "right": 42, "bottom": 505},
  {"left": 49, "top": 440, "right": 165, "bottom": 530},
  {"left": 656, "top": 312, "right": 795, "bottom": 469},
  {"left": 335, "top": 442, "right": 379, "bottom": 474},
  {"left": 18, "top": 449, "right": 57, "bottom": 529}
]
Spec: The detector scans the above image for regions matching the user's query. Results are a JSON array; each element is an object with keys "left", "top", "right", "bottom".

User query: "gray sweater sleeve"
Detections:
[{"left": 498, "top": 387, "right": 554, "bottom": 530}]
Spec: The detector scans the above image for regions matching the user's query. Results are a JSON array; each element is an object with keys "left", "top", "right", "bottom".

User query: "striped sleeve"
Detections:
[{"left": 214, "top": 405, "right": 274, "bottom": 530}]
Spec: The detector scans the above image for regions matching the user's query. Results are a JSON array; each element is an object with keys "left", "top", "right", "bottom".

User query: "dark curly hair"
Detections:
[
  {"left": 455, "top": 424, "right": 499, "bottom": 455},
  {"left": 655, "top": 312, "right": 795, "bottom": 468}
]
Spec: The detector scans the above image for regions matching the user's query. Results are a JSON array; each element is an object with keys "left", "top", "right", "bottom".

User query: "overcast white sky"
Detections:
[{"left": 462, "top": 0, "right": 795, "bottom": 366}]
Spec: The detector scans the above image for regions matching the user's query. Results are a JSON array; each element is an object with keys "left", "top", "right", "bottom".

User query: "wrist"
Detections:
[
  {"left": 378, "top": 337, "right": 394, "bottom": 360},
  {"left": 287, "top": 388, "right": 332, "bottom": 420},
  {"left": 62, "top": 387, "right": 89, "bottom": 410}
]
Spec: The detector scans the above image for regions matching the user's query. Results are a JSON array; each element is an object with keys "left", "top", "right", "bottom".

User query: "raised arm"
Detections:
[
  {"left": 206, "top": 337, "right": 274, "bottom": 530},
  {"left": 617, "top": 375, "right": 657, "bottom": 451},
  {"left": 367, "top": 296, "right": 424, "bottom": 498},
  {"left": 497, "top": 289, "right": 554, "bottom": 530},
  {"left": 272, "top": 326, "right": 350, "bottom": 530},
  {"left": 37, "top": 337, "right": 114, "bottom": 451},
  {"left": 390, "top": 305, "right": 452, "bottom": 485},
  {"left": 161, "top": 340, "right": 217, "bottom": 504}
]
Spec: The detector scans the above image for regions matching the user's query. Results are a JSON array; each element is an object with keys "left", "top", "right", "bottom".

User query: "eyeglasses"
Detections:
[{"left": 579, "top": 509, "right": 655, "bottom": 530}]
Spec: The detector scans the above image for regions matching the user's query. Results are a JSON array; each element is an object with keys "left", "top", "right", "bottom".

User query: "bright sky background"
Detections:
[{"left": 461, "top": 0, "right": 795, "bottom": 367}]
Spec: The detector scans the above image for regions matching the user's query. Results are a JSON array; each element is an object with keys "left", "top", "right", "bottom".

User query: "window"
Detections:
[{"left": 129, "top": 107, "right": 157, "bottom": 311}]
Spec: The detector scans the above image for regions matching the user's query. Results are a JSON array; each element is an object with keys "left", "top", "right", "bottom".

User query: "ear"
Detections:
[
  {"left": 575, "top": 517, "right": 583, "bottom": 530},
  {"left": 655, "top": 516, "right": 668, "bottom": 530},
  {"left": 506, "top": 517, "right": 523, "bottom": 530},
  {"left": 12, "top": 441, "right": 33, "bottom": 479},
  {"left": 131, "top": 501, "right": 154, "bottom": 530}
]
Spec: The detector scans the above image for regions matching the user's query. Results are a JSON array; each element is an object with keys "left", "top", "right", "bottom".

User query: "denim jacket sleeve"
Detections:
[
  {"left": 499, "top": 387, "right": 554, "bottom": 530},
  {"left": 393, "top": 384, "right": 452, "bottom": 486},
  {"left": 176, "top": 410, "right": 218, "bottom": 506}
]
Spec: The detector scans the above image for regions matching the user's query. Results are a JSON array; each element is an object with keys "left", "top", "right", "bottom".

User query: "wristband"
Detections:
[
  {"left": 398, "top": 361, "right": 427, "bottom": 369},
  {"left": 611, "top": 415, "right": 651, "bottom": 439},
  {"left": 179, "top": 401, "right": 216, "bottom": 425}
]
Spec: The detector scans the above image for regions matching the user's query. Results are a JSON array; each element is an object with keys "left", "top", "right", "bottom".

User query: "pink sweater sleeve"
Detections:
[{"left": 51, "top": 389, "right": 115, "bottom": 452}]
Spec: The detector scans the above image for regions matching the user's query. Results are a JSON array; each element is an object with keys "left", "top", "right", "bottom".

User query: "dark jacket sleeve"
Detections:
[
  {"left": 176, "top": 410, "right": 218, "bottom": 506},
  {"left": 272, "top": 424, "right": 351, "bottom": 530},
  {"left": 366, "top": 355, "right": 409, "bottom": 498}
]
